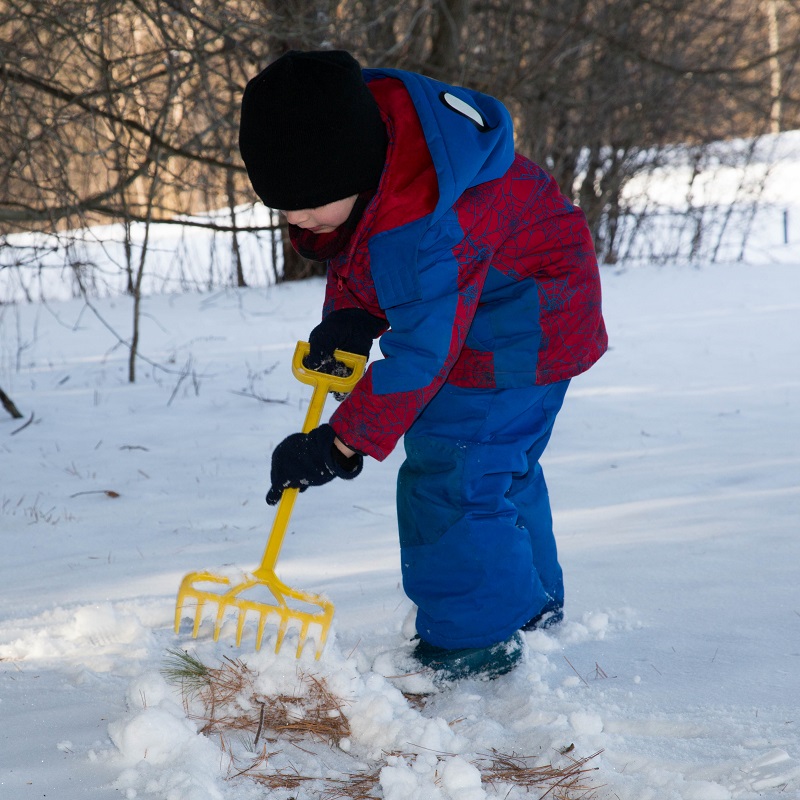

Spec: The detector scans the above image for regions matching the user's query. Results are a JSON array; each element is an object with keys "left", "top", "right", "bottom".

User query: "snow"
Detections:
[{"left": 2, "top": 139, "right": 800, "bottom": 799}]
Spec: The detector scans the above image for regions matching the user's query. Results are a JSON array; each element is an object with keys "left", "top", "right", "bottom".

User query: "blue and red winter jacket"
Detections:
[{"left": 320, "top": 70, "right": 607, "bottom": 461}]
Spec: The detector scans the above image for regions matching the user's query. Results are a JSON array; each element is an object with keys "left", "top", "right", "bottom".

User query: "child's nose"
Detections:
[{"left": 284, "top": 210, "right": 308, "bottom": 225}]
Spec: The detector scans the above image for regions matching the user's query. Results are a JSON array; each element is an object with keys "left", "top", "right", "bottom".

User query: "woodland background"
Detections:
[{"left": 1, "top": 0, "right": 798, "bottom": 288}]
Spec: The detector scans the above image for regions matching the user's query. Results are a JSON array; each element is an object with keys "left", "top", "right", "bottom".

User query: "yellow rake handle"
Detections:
[{"left": 253, "top": 341, "right": 367, "bottom": 579}]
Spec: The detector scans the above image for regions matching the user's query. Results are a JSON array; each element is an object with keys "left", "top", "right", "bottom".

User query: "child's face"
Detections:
[{"left": 282, "top": 195, "right": 357, "bottom": 234}]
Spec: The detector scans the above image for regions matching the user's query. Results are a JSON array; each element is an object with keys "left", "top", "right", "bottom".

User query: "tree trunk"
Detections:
[
  {"left": 227, "top": 169, "right": 247, "bottom": 287},
  {"left": 767, "top": 0, "right": 783, "bottom": 134},
  {"left": 427, "top": 0, "right": 471, "bottom": 80}
]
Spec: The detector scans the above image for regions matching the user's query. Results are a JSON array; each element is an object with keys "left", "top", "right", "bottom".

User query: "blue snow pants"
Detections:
[{"left": 397, "top": 380, "right": 570, "bottom": 649}]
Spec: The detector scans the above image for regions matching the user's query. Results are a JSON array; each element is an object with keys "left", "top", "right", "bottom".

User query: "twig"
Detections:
[
  {"left": 10, "top": 412, "right": 35, "bottom": 435},
  {"left": 593, "top": 663, "right": 615, "bottom": 680},
  {"left": 564, "top": 656, "right": 590, "bottom": 687},
  {"left": 72, "top": 292, "right": 185, "bottom": 378},
  {"left": 346, "top": 637, "right": 362, "bottom": 660},
  {"left": 167, "top": 358, "right": 196, "bottom": 406},
  {"left": 230, "top": 390, "right": 290, "bottom": 405},
  {"left": 253, "top": 702, "right": 266, "bottom": 749}
]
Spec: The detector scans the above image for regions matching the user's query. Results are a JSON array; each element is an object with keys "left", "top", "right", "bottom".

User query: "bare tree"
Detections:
[{"left": 1, "top": 0, "right": 798, "bottom": 310}]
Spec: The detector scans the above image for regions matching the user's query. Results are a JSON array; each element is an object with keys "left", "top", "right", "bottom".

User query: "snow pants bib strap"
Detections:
[{"left": 397, "top": 380, "right": 570, "bottom": 650}]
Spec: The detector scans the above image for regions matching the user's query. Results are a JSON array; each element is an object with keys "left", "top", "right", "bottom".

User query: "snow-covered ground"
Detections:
[{"left": 2, "top": 139, "right": 800, "bottom": 799}]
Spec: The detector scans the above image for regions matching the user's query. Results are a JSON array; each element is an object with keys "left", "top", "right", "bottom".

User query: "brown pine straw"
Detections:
[
  {"left": 173, "top": 654, "right": 351, "bottom": 744},
  {"left": 477, "top": 748, "right": 604, "bottom": 799},
  {"left": 215, "top": 677, "right": 350, "bottom": 745},
  {"left": 243, "top": 762, "right": 384, "bottom": 799},
  {"left": 163, "top": 650, "right": 602, "bottom": 799},
  {"left": 227, "top": 747, "right": 602, "bottom": 800}
]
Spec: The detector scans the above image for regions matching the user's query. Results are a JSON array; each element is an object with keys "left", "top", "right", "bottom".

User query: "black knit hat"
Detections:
[{"left": 238, "top": 50, "right": 388, "bottom": 211}]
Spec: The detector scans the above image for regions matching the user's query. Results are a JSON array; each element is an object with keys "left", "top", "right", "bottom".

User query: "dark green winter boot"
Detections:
[
  {"left": 412, "top": 631, "right": 525, "bottom": 683},
  {"left": 522, "top": 603, "right": 564, "bottom": 631}
]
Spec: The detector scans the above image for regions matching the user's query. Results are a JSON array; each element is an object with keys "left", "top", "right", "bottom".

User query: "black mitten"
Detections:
[
  {"left": 305, "top": 308, "right": 386, "bottom": 374},
  {"left": 266, "top": 423, "right": 363, "bottom": 506}
]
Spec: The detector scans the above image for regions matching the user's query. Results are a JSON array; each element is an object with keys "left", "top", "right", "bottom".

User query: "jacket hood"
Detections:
[{"left": 363, "top": 69, "right": 516, "bottom": 222}]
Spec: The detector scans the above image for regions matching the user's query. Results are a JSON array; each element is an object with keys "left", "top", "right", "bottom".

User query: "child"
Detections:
[{"left": 239, "top": 50, "right": 607, "bottom": 682}]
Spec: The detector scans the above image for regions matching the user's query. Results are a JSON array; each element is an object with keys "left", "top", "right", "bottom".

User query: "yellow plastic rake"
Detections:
[{"left": 174, "top": 341, "right": 367, "bottom": 659}]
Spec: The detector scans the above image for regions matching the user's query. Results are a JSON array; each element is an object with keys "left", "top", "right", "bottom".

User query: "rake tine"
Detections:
[
  {"left": 316, "top": 615, "right": 333, "bottom": 658},
  {"left": 235, "top": 607, "right": 247, "bottom": 646},
  {"left": 295, "top": 620, "right": 311, "bottom": 659},
  {"left": 213, "top": 602, "right": 227, "bottom": 642},
  {"left": 255, "top": 610, "right": 269, "bottom": 651},
  {"left": 174, "top": 598, "right": 183, "bottom": 634},
  {"left": 192, "top": 599, "right": 205, "bottom": 638},
  {"left": 275, "top": 615, "right": 290, "bottom": 655}
]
